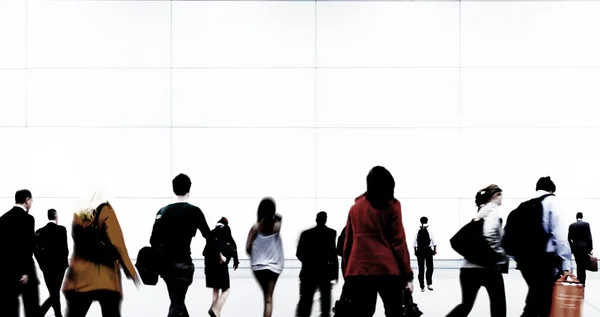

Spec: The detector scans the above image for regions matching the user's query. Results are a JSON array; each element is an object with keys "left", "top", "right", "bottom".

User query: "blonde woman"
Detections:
[{"left": 62, "top": 191, "right": 139, "bottom": 317}]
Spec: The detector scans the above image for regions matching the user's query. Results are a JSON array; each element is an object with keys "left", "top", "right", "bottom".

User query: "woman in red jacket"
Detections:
[{"left": 342, "top": 166, "right": 414, "bottom": 317}]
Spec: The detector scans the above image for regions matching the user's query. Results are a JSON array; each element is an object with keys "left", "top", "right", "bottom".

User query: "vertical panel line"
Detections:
[
  {"left": 314, "top": 0, "right": 318, "bottom": 212},
  {"left": 170, "top": 0, "right": 174, "bottom": 195},
  {"left": 458, "top": 0, "right": 463, "bottom": 226}
]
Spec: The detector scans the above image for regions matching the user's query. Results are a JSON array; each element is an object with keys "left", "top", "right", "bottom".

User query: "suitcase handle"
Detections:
[{"left": 556, "top": 273, "right": 581, "bottom": 284}]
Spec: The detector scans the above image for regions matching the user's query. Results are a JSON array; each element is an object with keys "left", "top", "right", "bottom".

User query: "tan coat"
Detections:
[{"left": 62, "top": 203, "right": 138, "bottom": 294}]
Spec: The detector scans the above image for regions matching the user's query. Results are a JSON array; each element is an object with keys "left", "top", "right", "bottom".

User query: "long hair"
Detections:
[
  {"left": 365, "top": 166, "right": 396, "bottom": 210},
  {"left": 77, "top": 189, "right": 110, "bottom": 221}
]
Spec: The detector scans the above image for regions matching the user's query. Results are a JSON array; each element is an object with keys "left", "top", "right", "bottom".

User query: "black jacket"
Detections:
[
  {"left": 297, "top": 225, "right": 338, "bottom": 281},
  {"left": 0, "top": 207, "right": 38, "bottom": 284},
  {"left": 569, "top": 220, "right": 593, "bottom": 254},
  {"left": 203, "top": 224, "right": 239, "bottom": 266},
  {"left": 35, "top": 222, "right": 69, "bottom": 271}
]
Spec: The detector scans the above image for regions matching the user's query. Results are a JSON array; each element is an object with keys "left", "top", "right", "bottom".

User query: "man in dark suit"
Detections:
[
  {"left": 296, "top": 211, "right": 338, "bottom": 317},
  {"left": 0, "top": 189, "right": 40, "bottom": 317},
  {"left": 35, "top": 209, "right": 69, "bottom": 317},
  {"left": 568, "top": 212, "right": 594, "bottom": 285}
]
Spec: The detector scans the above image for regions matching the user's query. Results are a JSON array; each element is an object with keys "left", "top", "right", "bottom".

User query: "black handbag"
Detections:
[
  {"left": 450, "top": 219, "right": 503, "bottom": 268},
  {"left": 73, "top": 203, "right": 120, "bottom": 267},
  {"left": 136, "top": 246, "right": 159, "bottom": 286}
]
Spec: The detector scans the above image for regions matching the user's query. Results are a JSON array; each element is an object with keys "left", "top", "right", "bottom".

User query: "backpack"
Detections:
[
  {"left": 502, "top": 194, "right": 554, "bottom": 262},
  {"left": 416, "top": 227, "right": 431, "bottom": 250},
  {"left": 72, "top": 203, "right": 120, "bottom": 267},
  {"left": 451, "top": 218, "right": 504, "bottom": 267}
]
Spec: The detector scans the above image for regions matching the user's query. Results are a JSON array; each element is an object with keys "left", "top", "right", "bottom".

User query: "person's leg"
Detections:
[
  {"left": 538, "top": 268, "right": 557, "bottom": 317},
  {"left": 64, "top": 291, "right": 94, "bottom": 317},
  {"left": 446, "top": 269, "right": 482, "bottom": 317},
  {"left": 318, "top": 280, "right": 332, "bottom": 317},
  {"left": 49, "top": 270, "right": 66, "bottom": 317},
  {"left": 417, "top": 254, "right": 426, "bottom": 291},
  {"left": 39, "top": 271, "right": 53, "bottom": 316},
  {"left": 296, "top": 278, "right": 317, "bottom": 317},
  {"left": 575, "top": 254, "right": 587, "bottom": 285},
  {"left": 0, "top": 282, "right": 20, "bottom": 317},
  {"left": 483, "top": 270, "right": 506, "bottom": 317},
  {"left": 97, "top": 290, "right": 122, "bottom": 317},
  {"left": 213, "top": 288, "right": 230, "bottom": 317},
  {"left": 378, "top": 276, "right": 404, "bottom": 317},
  {"left": 426, "top": 253, "right": 434, "bottom": 289},
  {"left": 21, "top": 278, "right": 40, "bottom": 317},
  {"left": 163, "top": 262, "right": 195, "bottom": 317},
  {"left": 344, "top": 276, "right": 377, "bottom": 317},
  {"left": 212, "top": 289, "right": 220, "bottom": 308}
]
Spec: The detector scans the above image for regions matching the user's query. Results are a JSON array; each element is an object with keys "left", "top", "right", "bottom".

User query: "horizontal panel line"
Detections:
[
  {"left": 3, "top": 126, "right": 600, "bottom": 129},
  {"left": 2, "top": 196, "right": 599, "bottom": 200},
  {"left": 31, "top": 0, "right": 600, "bottom": 2},
  {"left": 6, "top": 66, "right": 600, "bottom": 70}
]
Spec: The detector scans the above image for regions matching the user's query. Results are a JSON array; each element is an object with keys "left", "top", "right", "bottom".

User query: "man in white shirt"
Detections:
[
  {"left": 519, "top": 177, "right": 572, "bottom": 317},
  {"left": 414, "top": 217, "right": 437, "bottom": 292}
]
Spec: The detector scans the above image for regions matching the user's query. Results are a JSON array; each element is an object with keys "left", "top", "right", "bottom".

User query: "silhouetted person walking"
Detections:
[
  {"left": 0, "top": 189, "right": 40, "bottom": 317},
  {"left": 296, "top": 211, "right": 338, "bottom": 317},
  {"left": 151, "top": 174, "right": 213, "bottom": 317},
  {"left": 35, "top": 209, "right": 69, "bottom": 317},
  {"left": 414, "top": 216, "right": 436, "bottom": 292},
  {"left": 568, "top": 212, "right": 593, "bottom": 285}
]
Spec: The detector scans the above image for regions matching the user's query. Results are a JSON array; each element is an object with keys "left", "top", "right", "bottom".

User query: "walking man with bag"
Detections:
[
  {"left": 414, "top": 217, "right": 437, "bottom": 292},
  {"left": 568, "top": 212, "right": 594, "bottom": 286}
]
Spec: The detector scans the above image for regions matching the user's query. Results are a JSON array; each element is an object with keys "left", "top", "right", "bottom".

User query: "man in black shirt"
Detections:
[{"left": 151, "top": 174, "right": 212, "bottom": 317}]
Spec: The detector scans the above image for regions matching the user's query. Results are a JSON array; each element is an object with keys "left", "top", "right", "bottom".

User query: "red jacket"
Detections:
[{"left": 343, "top": 195, "right": 413, "bottom": 281}]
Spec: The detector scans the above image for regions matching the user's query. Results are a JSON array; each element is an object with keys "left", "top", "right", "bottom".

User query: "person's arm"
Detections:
[
  {"left": 246, "top": 224, "right": 258, "bottom": 255},
  {"left": 430, "top": 231, "right": 437, "bottom": 255},
  {"left": 19, "top": 216, "right": 36, "bottom": 280},
  {"left": 331, "top": 229, "right": 339, "bottom": 281},
  {"left": 388, "top": 201, "right": 414, "bottom": 282},
  {"left": 342, "top": 214, "right": 353, "bottom": 277},
  {"left": 413, "top": 232, "right": 418, "bottom": 254},
  {"left": 62, "top": 227, "right": 69, "bottom": 265},
  {"left": 336, "top": 227, "right": 345, "bottom": 257},
  {"left": 103, "top": 205, "right": 138, "bottom": 281},
  {"left": 296, "top": 232, "right": 306, "bottom": 263},
  {"left": 587, "top": 223, "right": 593, "bottom": 254},
  {"left": 225, "top": 226, "right": 240, "bottom": 269},
  {"left": 196, "top": 208, "right": 212, "bottom": 239},
  {"left": 549, "top": 201, "right": 572, "bottom": 272},
  {"left": 149, "top": 209, "right": 163, "bottom": 248},
  {"left": 482, "top": 207, "right": 505, "bottom": 260}
]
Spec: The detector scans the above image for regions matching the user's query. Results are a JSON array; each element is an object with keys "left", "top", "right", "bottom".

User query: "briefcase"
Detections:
[
  {"left": 589, "top": 255, "right": 598, "bottom": 272},
  {"left": 549, "top": 274, "right": 584, "bottom": 317}
]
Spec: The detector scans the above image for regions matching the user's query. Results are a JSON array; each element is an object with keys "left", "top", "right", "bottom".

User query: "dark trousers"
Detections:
[
  {"left": 519, "top": 261, "right": 559, "bottom": 317},
  {"left": 343, "top": 276, "right": 404, "bottom": 317},
  {"left": 65, "top": 290, "right": 121, "bottom": 317},
  {"left": 161, "top": 262, "right": 195, "bottom": 317},
  {"left": 0, "top": 275, "right": 40, "bottom": 317},
  {"left": 417, "top": 251, "right": 434, "bottom": 288},
  {"left": 446, "top": 268, "right": 506, "bottom": 317},
  {"left": 296, "top": 278, "right": 332, "bottom": 317},
  {"left": 41, "top": 268, "right": 66, "bottom": 317},
  {"left": 573, "top": 252, "right": 588, "bottom": 285}
]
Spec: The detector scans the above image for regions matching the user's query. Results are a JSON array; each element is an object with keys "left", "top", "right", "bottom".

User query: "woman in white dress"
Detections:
[{"left": 245, "top": 198, "right": 284, "bottom": 317}]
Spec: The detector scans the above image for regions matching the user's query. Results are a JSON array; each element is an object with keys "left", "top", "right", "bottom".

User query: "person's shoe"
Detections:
[
  {"left": 427, "top": 285, "right": 434, "bottom": 291},
  {"left": 420, "top": 287, "right": 425, "bottom": 292}
]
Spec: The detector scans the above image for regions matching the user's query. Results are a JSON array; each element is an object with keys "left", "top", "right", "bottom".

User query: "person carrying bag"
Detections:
[{"left": 549, "top": 274, "right": 584, "bottom": 317}]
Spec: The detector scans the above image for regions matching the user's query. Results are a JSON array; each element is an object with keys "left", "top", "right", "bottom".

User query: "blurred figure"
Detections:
[
  {"left": 204, "top": 217, "right": 239, "bottom": 317},
  {"left": 246, "top": 198, "right": 284, "bottom": 317},
  {"left": 35, "top": 208, "right": 69, "bottom": 317},
  {"left": 150, "top": 173, "right": 213, "bottom": 317},
  {"left": 63, "top": 190, "right": 139, "bottom": 317},
  {"left": 413, "top": 216, "right": 437, "bottom": 292},
  {"left": 568, "top": 212, "right": 593, "bottom": 285},
  {"left": 342, "top": 166, "right": 414, "bottom": 317},
  {"left": 446, "top": 185, "right": 507, "bottom": 317},
  {"left": 0, "top": 189, "right": 40, "bottom": 317},
  {"left": 296, "top": 211, "right": 338, "bottom": 317}
]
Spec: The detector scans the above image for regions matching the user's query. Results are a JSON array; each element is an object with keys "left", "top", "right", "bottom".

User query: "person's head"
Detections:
[
  {"left": 576, "top": 212, "right": 583, "bottom": 220},
  {"left": 475, "top": 184, "right": 503, "bottom": 209},
  {"left": 257, "top": 197, "right": 276, "bottom": 222},
  {"left": 536, "top": 176, "right": 556, "bottom": 193},
  {"left": 77, "top": 189, "right": 109, "bottom": 221},
  {"left": 316, "top": 211, "right": 327, "bottom": 226},
  {"left": 366, "top": 166, "right": 396, "bottom": 210},
  {"left": 217, "top": 216, "right": 229, "bottom": 226},
  {"left": 172, "top": 173, "right": 192, "bottom": 197},
  {"left": 15, "top": 189, "right": 33, "bottom": 211},
  {"left": 48, "top": 209, "right": 58, "bottom": 222},
  {"left": 420, "top": 216, "right": 428, "bottom": 225}
]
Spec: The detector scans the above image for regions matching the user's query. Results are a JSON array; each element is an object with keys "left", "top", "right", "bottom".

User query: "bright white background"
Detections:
[{"left": 1, "top": 0, "right": 600, "bottom": 262}]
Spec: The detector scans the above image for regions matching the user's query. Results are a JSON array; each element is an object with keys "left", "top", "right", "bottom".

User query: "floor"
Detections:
[{"left": 30, "top": 268, "right": 600, "bottom": 317}]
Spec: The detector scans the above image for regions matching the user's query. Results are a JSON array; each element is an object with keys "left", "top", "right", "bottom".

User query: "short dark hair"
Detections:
[
  {"left": 172, "top": 174, "right": 192, "bottom": 196},
  {"left": 48, "top": 209, "right": 57, "bottom": 220},
  {"left": 15, "top": 189, "right": 32, "bottom": 205},
  {"left": 316, "top": 211, "right": 327, "bottom": 225},
  {"left": 576, "top": 212, "right": 583, "bottom": 219},
  {"left": 536, "top": 176, "right": 556, "bottom": 193},
  {"left": 420, "top": 216, "right": 428, "bottom": 225},
  {"left": 218, "top": 216, "right": 229, "bottom": 226}
]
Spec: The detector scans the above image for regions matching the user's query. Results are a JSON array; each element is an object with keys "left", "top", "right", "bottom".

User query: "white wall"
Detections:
[{"left": 1, "top": 0, "right": 600, "bottom": 261}]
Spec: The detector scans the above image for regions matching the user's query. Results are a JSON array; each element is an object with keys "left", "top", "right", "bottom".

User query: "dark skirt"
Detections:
[{"left": 205, "top": 262, "right": 230, "bottom": 290}]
